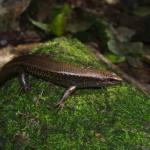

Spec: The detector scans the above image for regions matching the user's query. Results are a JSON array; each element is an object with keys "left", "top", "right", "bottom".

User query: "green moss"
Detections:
[
  {"left": 0, "top": 37, "right": 149, "bottom": 149},
  {"left": 32, "top": 37, "right": 105, "bottom": 69}
]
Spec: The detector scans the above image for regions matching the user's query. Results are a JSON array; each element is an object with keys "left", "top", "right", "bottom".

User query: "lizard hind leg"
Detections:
[
  {"left": 19, "top": 72, "right": 31, "bottom": 92},
  {"left": 56, "top": 85, "right": 76, "bottom": 110}
]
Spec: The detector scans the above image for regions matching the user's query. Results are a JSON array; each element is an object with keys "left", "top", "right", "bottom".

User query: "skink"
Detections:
[{"left": 0, "top": 54, "right": 122, "bottom": 108}]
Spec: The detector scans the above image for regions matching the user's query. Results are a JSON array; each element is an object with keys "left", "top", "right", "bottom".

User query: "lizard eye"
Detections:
[{"left": 108, "top": 78, "right": 115, "bottom": 82}]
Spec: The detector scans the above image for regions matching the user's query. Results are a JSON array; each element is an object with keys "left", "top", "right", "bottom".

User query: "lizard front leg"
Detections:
[{"left": 56, "top": 85, "right": 76, "bottom": 109}]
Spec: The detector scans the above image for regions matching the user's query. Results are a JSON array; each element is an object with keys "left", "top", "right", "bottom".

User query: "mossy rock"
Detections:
[{"left": 0, "top": 37, "right": 149, "bottom": 149}]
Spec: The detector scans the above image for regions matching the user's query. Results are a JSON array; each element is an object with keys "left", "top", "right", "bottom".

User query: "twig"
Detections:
[{"left": 0, "top": 42, "right": 41, "bottom": 68}]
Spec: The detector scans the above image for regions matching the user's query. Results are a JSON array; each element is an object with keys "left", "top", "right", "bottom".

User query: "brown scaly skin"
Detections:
[{"left": 0, "top": 54, "right": 122, "bottom": 109}]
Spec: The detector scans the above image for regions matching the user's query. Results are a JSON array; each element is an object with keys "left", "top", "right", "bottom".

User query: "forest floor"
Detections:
[{"left": 0, "top": 37, "right": 149, "bottom": 149}]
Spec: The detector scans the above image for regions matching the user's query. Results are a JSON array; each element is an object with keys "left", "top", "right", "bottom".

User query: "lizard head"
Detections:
[{"left": 97, "top": 72, "right": 123, "bottom": 86}]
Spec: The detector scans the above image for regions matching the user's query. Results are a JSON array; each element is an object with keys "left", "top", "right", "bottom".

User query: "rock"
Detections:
[{"left": 0, "top": 0, "right": 31, "bottom": 31}]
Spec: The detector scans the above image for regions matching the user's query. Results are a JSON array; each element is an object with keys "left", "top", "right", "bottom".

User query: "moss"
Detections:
[
  {"left": 32, "top": 37, "right": 106, "bottom": 69},
  {"left": 0, "top": 37, "right": 149, "bottom": 149}
]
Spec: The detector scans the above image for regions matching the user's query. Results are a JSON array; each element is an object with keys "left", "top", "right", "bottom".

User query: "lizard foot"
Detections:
[{"left": 55, "top": 102, "right": 65, "bottom": 111}]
